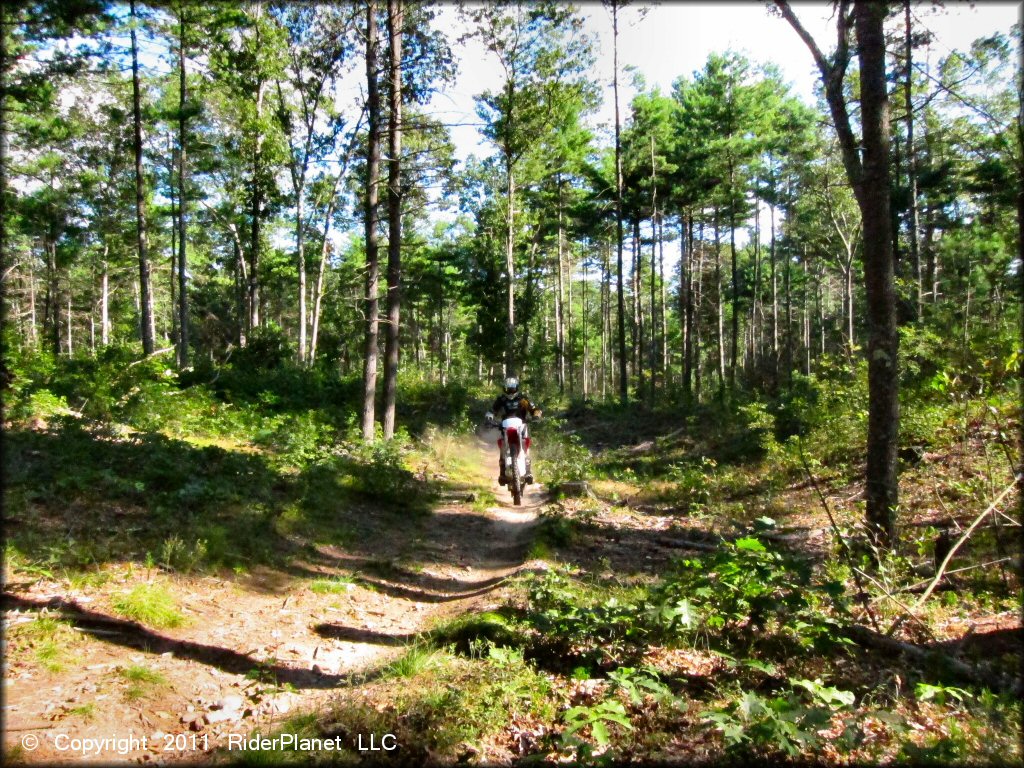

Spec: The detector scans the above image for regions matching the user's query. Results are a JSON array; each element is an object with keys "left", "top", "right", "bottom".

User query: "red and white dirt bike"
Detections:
[{"left": 490, "top": 416, "right": 532, "bottom": 506}]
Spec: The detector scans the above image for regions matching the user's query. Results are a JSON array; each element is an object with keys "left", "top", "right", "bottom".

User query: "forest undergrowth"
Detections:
[{"left": 3, "top": 336, "right": 1020, "bottom": 766}]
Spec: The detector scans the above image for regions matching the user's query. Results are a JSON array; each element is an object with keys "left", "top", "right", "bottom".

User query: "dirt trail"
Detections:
[{"left": 3, "top": 441, "right": 542, "bottom": 764}]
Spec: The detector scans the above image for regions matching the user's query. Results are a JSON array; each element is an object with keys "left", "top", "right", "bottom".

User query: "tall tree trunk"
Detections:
[
  {"left": 130, "top": 0, "right": 155, "bottom": 355},
  {"left": 28, "top": 254, "right": 38, "bottom": 346},
  {"left": 361, "top": 0, "right": 381, "bottom": 441},
  {"left": 845, "top": 262, "right": 854, "bottom": 354},
  {"left": 770, "top": 200, "right": 778, "bottom": 357},
  {"left": 177, "top": 7, "right": 188, "bottom": 368},
  {"left": 612, "top": 0, "right": 627, "bottom": 405},
  {"left": 649, "top": 135, "right": 658, "bottom": 394},
  {"left": 682, "top": 213, "right": 694, "bottom": 399},
  {"left": 714, "top": 209, "right": 724, "bottom": 399},
  {"left": 249, "top": 130, "right": 264, "bottom": 331},
  {"left": 45, "top": 241, "right": 58, "bottom": 353},
  {"left": 632, "top": 220, "right": 642, "bottom": 394},
  {"left": 598, "top": 240, "right": 606, "bottom": 399},
  {"left": 784, "top": 237, "right": 792, "bottom": 383},
  {"left": 856, "top": 0, "right": 900, "bottom": 547},
  {"left": 504, "top": 164, "right": 515, "bottom": 374},
  {"left": 729, "top": 162, "right": 739, "bottom": 391},
  {"left": 0, "top": 2, "right": 8, "bottom": 368},
  {"left": 694, "top": 219, "right": 704, "bottom": 401},
  {"left": 169, "top": 148, "right": 177, "bottom": 344},
  {"left": 567, "top": 232, "right": 575, "bottom": 394},
  {"left": 382, "top": 0, "right": 403, "bottom": 440},
  {"left": 582, "top": 255, "right": 589, "bottom": 398},
  {"left": 66, "top": 290, "right": 72, "bottom": 356},
  {"left": 802, "top": 253, "right": 810, "bottom": 374},
  {"left": 311, "top": 113, "right": 363, "bottom": 362},
  {"left": 780, "top": 0, "right": 899, "bottom": 546},
  {"left": 659, "top": 215, "right": 667, "bottom": 381},
  {"left": 752, "top": 197, "right": 761, "bottom": 361},
  {"left": 649, "top": 218, "right": 656, "bottom": 398},
  {"left": 555, "top": 176, "right": 565, "bottom": 393},
  {"left": 904, "top": 0, "right": 922, "bottom": 317},
  {"left": 100, "top": 249, "right": 109, "bottom": 345},
  {"left": 296, "top": 185, "right": 307, "bottom": 362}
]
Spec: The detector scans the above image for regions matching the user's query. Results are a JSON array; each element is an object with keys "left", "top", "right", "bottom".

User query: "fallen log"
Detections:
[
  {"left": 655, "top": 537, "right": 721, "bottom": 553},
  {"left": 842, "top": 623, "right": 1020, "bottom": 695}
]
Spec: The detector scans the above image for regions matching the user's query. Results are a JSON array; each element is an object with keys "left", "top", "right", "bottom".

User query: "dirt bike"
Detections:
[{"left": 488, "top": 416, "right": 531, "bottom": 506}]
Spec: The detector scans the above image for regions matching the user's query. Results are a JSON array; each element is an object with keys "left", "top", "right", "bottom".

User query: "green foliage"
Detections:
[
  {"left": 562, "top": 699, "right": 632, "bottom": 751},
  {"left": 770, "top": 374, "right": 821, "bottom": 442},
  {"left": 665, "top": 456, "right": 716, "bottom": 513},
  {"left": 381, "top": 645, "right": 441, "bottom": 679},
  {"left": 915, "top": 682, "right": 973, "bottom": 707},
  {"left": 653, "top": 537, "right": 846, "bottom": 647},
  {"left": 535, "top": 418, "right": 592, "bottom": 485},
  {"left": 321, "top": 643, "right": 555, "bottom": 761},
  {"left": 897, "top": 722, "right": 972, "bottom": 764},
  {"left": 606, "top": 665, "right": 678, "bottom": 708},
  {"left": 158, "top": 535, "right": 208, "bottom": 574},
  {"left": 521, "top": 538, "right": 853, "bottom": 686},
  {"left": 533, "top": 507, "right": 581, "bottom": 551},
  {"left": 10, "top": 617, "right": 80, "bottom": 673},
  {"left": 525, "top": 569, "right": 651, "bottom": 667},
  {"left": 429, "top": 610, "right": 524, "bottom": 655},
  {"left": 308, "top": 575, "right": 355, "bottom": 594},
  {"left": 342, "top": 437, "right": 430, "bottom": 512},
  {"left": 702, "top": 677, "right": 856, "bottom": 757},
  {"left": 111, "top": 583, "right": 185, "bottom": 628}
]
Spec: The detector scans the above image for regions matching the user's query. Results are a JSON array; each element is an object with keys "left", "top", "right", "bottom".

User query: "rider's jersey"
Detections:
[{"left": 491, "top": 393, "right": 540, "bottom": 421}]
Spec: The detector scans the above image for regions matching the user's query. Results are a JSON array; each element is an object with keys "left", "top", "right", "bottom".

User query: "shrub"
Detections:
[
  {"left": 111, "top": 583, "right": 185, "bottom": 628},
  {"left": 702, "top": 677, "right": 856, "bottom": 757}
]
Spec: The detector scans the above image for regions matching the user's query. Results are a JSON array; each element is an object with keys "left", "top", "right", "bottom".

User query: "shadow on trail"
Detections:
[
  {"left": 351, "top": 574, "right": 507, "bottom": 604},
  {"left": 311, "top": 624, "right": 419, "bottom": 647},
  {"left": 2, "top": 593, "right": 356, "bottom": 690}
]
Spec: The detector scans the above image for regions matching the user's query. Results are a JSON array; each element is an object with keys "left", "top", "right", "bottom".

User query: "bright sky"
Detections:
[{"left": 430, "top": 1, "right": 1021, "bottom": 163}]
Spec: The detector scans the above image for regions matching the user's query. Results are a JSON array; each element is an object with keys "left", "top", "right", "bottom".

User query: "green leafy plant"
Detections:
[
  {"left": 606, "top": 665, "right": 677, "bottom": 708},
  {"left": 562, "top": 699, "right": 633, "bottom": 752},
  {"left": 703, "top": 677, "right": 855, "bottom": 756},
  {"left": 915, "top": 682, "right": 973, "bottom": 707}
]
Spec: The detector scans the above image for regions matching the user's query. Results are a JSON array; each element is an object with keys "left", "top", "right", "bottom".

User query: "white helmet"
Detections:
[{"left": 503, "top": 376, "right": 519, "bottom": 395}]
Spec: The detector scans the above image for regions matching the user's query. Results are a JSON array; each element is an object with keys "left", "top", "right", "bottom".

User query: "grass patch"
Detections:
[
  {"left": 11, "top": 617, "right": 81, "bottom": 673},
  {"left": 324, "top": 644, "right": 557, "bottom": 762},
  {"left": 308, "top": 575, "right": 356, "bottom": 594},
  {"left": 429, "top": 610, "right": 526, "bottom": 656},
  {"left": 381, "top": 645, "right": 442, "bottom": 679},
  {"left": 118, "top": 664, "right": 167, "bottom": 701},
  {"left": 111, "top": 583, "right": 185, "bottom": 628},
  {"left": 68, "top": 703, "right": 97, "bottom": 719}
]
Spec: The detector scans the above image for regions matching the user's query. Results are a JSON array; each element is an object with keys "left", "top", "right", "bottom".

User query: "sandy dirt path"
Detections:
[{"left": 3, "top": 441, "right": 542, "bottom": 764}]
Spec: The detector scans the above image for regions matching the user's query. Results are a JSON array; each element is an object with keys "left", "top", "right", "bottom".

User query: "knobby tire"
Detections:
[{"left": 510, "top": 444, "right": 522, "bottom": 506}]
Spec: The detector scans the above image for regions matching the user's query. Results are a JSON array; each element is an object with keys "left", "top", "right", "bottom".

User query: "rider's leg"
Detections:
[
  {"left": 498, "top": 452, "right": 506, "bottom": 485},
  {"left": 524, "top": 448, "right": 533, "bottom": 484}
]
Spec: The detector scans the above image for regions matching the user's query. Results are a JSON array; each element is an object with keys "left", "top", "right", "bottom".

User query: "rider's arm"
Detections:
[{"left": 486, "top": 396, "right": 503, "bottom": 424}]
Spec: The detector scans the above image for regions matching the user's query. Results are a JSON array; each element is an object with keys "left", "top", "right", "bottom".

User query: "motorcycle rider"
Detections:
[{"left": 485, "top": 376, "right": 542, "bottom": 486}]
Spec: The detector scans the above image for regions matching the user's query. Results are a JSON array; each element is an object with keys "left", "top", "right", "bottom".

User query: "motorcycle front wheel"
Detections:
[{"left": 510, "top": 446, "right": 522, "bottom": 506}]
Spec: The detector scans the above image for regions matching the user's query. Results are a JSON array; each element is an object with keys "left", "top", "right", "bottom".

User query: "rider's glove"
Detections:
[{"left": 485, "top": 411, "right": 495, "bottom": 426}]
